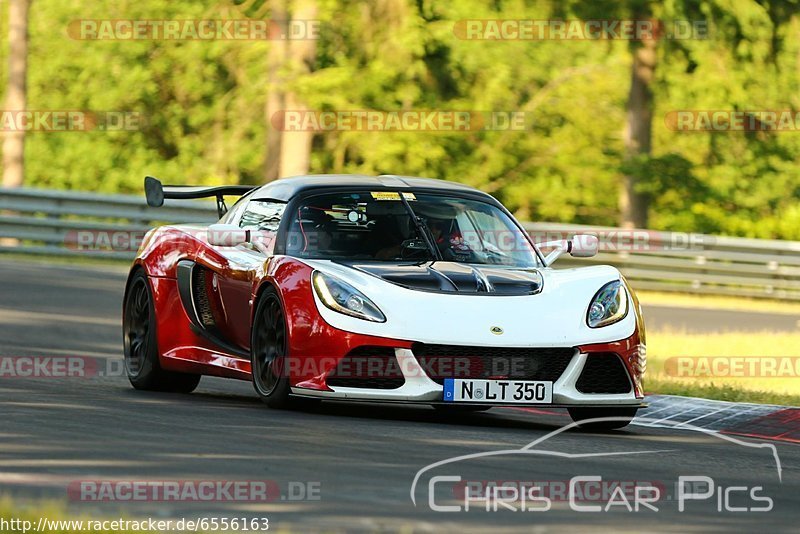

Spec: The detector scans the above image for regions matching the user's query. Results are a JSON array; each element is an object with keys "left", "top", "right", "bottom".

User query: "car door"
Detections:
[{"left": 196, "top": 199, "right": 285, "bottom": 352}]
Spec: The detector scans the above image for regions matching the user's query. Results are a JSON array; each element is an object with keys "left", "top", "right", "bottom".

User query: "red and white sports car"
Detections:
[{"left": 124, "top": 175, "right": 646, "bottom": 429}]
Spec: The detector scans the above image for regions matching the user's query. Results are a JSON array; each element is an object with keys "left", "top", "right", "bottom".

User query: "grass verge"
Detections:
[
  {"left": 646, "top": 377, "right": 800, "bottom": 406},
  {"left": 0, "top": 496, "right": 130, "bottom": 533},
  {"left": 637, "top": 290, "right": 800, "bottom": 315},
  {"left": 645, "top": 329, "right": 800, "bottom": 406}
]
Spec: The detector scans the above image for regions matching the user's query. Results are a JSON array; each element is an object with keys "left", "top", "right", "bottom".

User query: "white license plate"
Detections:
[{"left": 443, "top": 379, "right": 553, "bottom": 404}]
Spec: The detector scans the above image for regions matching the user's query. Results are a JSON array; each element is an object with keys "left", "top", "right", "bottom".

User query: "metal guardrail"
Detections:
[
  {"left": 1, "top": 186, "right": 799, "bottom": 300},
  {"left": 0, "top": 187, "right": 216, "bottom": 260},
  {"left": 524, "top": 222, "right": 800, "bottom": 300}
]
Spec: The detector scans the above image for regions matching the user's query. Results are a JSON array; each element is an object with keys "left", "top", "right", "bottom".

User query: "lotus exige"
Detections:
[{"left": 123, "top": 174, "right": 646, "bottom": 429}]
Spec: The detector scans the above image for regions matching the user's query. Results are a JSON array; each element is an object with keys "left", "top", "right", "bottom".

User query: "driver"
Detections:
[
  {"left": 373, "top": 216, "right": 474, "bottom": 262},
  {"left": 428, "top": 218, "right": 473, "bottom": 262}
]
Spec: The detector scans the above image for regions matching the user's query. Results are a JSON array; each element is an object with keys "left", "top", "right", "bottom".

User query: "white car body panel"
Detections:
[{"left": 302, "top": 259, "right": 635, "bottom": 347}]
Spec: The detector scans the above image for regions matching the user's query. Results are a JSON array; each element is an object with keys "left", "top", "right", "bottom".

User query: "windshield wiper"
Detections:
[{"left": 399, "top": 193, "right": 442, "bottom": 261}]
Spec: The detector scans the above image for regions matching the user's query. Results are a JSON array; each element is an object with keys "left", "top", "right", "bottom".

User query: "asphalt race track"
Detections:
[{"left": 1, "top": 259, "right": 798, "bottom": 532}]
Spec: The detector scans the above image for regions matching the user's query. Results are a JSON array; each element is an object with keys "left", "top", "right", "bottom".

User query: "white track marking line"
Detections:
[
  {"left": 703, "top": 406, "right": 768, "bottom": 428},
  {"left": 674, "top": 406, "right": 732, "bottom": 427},
  {"left": 641, "top": 406, "right": 704, "bottom": 426},
  {"left": 637, "top": 399, "right": 697, "bottom": 426}
]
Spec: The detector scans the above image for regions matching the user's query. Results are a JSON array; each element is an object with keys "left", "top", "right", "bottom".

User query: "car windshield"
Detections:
[{"left": 285, "top": 191, "right": 541, "bottom": 267}]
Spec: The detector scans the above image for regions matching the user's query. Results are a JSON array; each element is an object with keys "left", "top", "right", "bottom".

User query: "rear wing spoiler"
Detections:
[{"left": 144, "top": 176, "right": 257, "bottom": 218}]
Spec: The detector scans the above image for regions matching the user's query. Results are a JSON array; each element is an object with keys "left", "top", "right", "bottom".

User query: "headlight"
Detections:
[
  {"left": 586, "top": 280, "right": 628, "bottom": 328},
  {"left": 312, "top": 271, "right": 386, "bottom": 323}
]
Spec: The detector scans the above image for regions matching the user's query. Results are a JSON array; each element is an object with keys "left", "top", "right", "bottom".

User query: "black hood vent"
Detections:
[{"left": 345, "top": 261, "right": 543, "bottom": 296}]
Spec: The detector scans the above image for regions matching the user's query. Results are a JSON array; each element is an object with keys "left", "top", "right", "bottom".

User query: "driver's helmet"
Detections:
[{"left": 429, "top": 218, "right": 472, "bottom": 258}]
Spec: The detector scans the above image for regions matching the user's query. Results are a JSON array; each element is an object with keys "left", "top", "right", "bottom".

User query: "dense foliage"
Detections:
[{"left": 3, "top": 0, "right": 800, "bottom": 237}]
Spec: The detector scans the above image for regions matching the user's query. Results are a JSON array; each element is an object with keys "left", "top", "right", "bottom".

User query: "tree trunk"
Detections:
[
  {"left": 263, "top": 0, "right": 288, "bottom": 182},
  {"left": 279, "top": 90, "right": 314, "bottom": 177},
  {"left": 278, "top": 0, "right": 317, "bottom": 178},
  {"left": 2, "top": 0, "right": 31, "bottom": 189},
  {"left": 620, "top": 35, "right": 656, "bottom": 229}
]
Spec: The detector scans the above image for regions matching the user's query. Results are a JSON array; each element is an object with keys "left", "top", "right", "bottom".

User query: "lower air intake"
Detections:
[
  {"left": 326, "top": 347, "right": 405, "bottom": 390},
  {"left": 576, "top": 353, "right": 633, "bottom": 394}
]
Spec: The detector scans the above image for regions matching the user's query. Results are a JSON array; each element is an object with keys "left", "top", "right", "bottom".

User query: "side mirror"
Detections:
[
  {"left": 207, "top": 224, "right": 250, "bottom": 247},
  {"left": 569, "top": 234, "right": 599, "bottom": 258},
  {"left": 538, "top": 233, "right": 598, "bottom": 266}
]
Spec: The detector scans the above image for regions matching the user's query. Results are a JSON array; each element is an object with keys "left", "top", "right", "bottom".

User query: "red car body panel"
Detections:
[
  {"left": 131, "top": 227, "right": 415, "bottom": 389},
  {"left": 577, "top": 330, "right": 645, "bottom": 399}
]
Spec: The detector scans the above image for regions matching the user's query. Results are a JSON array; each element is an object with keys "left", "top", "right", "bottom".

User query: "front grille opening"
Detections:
[
  {"left": 576, "top": 353, "right": 633, "bottom": 394},
  {"left": 412, "top": 344, "right": 575, "bottom": 385},
  {"left": 326, "top": 346, "right": 405, "bottom": 390}
]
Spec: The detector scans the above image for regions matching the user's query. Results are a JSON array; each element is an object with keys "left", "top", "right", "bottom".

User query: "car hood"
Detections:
[
  {"left": 343, "top": 261, "right": 543, "bottom": 296},
  {"left": 301, "top": 259, "right": 637, "bottom": 347}
]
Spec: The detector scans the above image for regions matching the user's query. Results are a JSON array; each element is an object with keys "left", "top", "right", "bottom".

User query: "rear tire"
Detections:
[
  {"left": 123, "top": 270, "right": 201, "bottom": 393},
  {"left": 568, "top": 407, "right": 638, "bottom": 431},
  {"left": 251, "top": 287, "right": 292, "bottom": 408}
]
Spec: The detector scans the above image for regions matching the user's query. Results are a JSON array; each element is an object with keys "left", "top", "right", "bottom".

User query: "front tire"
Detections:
[
  {"left": 251, "top": 287, "right": 291, "bottom": 408},
  {"left": 568, "top": 407, "right": 638, "bottom": 431},
  {"left": 123, "top": 270, "right": 201, "bottom": 393}
]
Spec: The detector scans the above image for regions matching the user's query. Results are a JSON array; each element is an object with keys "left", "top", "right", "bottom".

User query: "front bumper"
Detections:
[
  {"left": 290, "top": 346, "right": 642, "bottom": 407},
  {"left": 279, "top": 258, "right": 645, "bottom": 407}
]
